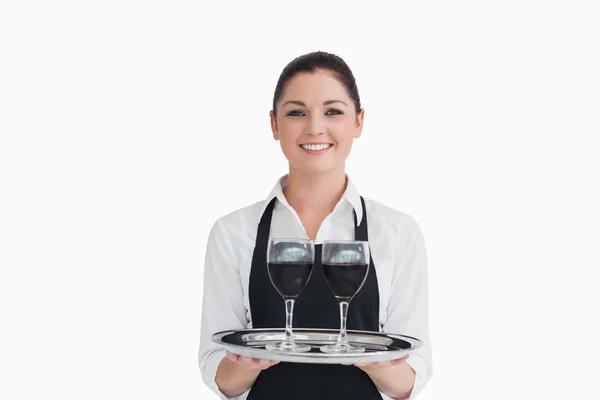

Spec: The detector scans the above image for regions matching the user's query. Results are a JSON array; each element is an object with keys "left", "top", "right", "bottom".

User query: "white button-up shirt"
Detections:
[{"left": 198, "top": 175, "right": 433, "bottom": 399}]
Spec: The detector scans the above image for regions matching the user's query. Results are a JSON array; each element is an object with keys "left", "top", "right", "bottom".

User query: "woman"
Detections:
[{"left": 198, "top": 51, "right": 432, "bottom": 400}]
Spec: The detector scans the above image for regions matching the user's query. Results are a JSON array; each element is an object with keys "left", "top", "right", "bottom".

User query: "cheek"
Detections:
[
  {"left": 278, "top": 120, "right": 303, "bottom": 143},
  {"left": 329, "top": 121, "right": 357, "bottom": 146}
]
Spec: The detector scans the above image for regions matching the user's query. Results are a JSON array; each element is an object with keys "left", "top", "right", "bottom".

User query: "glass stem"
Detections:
[
  {"left": 337, "top": 301, "right": 349, "bottom": 347},
  {"left": 284, "top": 299, "right": 295, "bottom": 344}
]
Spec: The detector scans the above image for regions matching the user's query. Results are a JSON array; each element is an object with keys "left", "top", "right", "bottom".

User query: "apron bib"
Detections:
[{"left": 247, "top": 196, "right": 383, "bottom": 400}]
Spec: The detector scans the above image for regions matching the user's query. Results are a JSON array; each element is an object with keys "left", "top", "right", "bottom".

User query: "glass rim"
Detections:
[
  {"left": 322, "top": 240, "right": 369, "bottom": 245},
  {"left": 269, "top": 237, "right": 314, "bottom": 243}
]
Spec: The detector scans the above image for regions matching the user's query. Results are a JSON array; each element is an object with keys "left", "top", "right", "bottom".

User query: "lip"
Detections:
[{"left": 299, "top": 143, "right": 333, "bottom": 155}]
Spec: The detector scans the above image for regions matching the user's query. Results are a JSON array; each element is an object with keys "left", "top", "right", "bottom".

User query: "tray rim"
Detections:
[{"left": 212, "top": 327, "right": 422, "bottom": 365}]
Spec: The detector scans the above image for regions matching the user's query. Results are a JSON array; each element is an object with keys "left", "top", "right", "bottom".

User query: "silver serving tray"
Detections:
[{"left": 212, "top": 328, "right": 421, "bottom": 364}]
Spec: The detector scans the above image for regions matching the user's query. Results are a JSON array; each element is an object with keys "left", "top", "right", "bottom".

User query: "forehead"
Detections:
[{"left": 280, "top": 70, "right": 350, "bottom": 103}]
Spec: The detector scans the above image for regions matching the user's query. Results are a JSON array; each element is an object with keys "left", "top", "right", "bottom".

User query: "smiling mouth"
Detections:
[{"left": 300, "top": 143, "right": 333, "bottom": 152}]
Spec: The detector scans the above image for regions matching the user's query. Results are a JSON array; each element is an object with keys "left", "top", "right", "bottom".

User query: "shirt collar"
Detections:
[{"left": 259, "top": 174, "right": 363, "bottom": 225}]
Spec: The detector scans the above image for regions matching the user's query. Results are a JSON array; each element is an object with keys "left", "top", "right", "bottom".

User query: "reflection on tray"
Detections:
[
  {"left": 242, "top": 333, "right": 396, "bottom": 347},
  {"left": 243, "top": 341, "right": 390, "bottom": 352}
]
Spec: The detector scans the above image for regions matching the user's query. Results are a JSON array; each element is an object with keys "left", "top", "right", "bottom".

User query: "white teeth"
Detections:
[{"left": 301, "top": 143, "right": 332, "bottom": 151}]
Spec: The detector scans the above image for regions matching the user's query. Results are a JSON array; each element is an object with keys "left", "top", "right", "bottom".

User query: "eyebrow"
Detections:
[{"left": 282, "top": 100, "right": 349, "bottom": 107}]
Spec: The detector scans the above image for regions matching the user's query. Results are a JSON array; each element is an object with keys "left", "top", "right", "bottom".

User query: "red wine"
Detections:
[
  {"left": 267, "top": 262, "right": 313, "bottom": 299},
  {"left": 323, "top": 263, "right": 368, "bottom": 301}
]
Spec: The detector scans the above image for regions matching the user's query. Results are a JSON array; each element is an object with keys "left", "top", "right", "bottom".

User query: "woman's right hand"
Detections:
[
  {"left": 216, "top": 351, "right": 278, "bottom": 397},
  {"left": 225, "top": 350, "right": 280, "bottom": 371}
]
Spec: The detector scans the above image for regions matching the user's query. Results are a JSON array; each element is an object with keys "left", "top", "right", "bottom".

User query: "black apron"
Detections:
[{"left": 247, "top": 196, "right": 383, "bottom": 400}]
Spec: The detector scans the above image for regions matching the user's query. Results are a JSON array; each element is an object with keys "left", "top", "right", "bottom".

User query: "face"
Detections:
[{"left": 270, "top": 69, "right": 364, "bottom": 176}]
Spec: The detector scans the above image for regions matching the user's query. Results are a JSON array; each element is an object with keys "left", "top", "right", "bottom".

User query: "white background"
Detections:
[{"left": 1, "top": 1, "right": 599, "bottom": 399}]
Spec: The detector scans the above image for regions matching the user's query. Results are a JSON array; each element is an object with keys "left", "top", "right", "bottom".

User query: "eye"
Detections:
[
  {"left": 287, "top": 110, "right": 305, "bottom": 117},
  {"left": 325, "top": 109, "right": 343, "bottom": 115}
]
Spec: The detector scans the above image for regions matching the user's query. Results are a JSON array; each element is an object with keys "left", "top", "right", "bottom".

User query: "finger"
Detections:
[
  {"left": 355, "top": 361, "right": 383, "bottom": 368},
  {"left": 256, "top": 358, "right": 272, "bottom": 370},
  {"left": 355, "top": 361, "right": 391, "bottom": 369},
  {"left": 238, "top": 356, "right": 258, "bottom": 367},
  {"left": 226, "top": 351, "right": 239, "bottom": 363},
  {"left": 390, "top": 355, "right": 410, "bottom": 366}
]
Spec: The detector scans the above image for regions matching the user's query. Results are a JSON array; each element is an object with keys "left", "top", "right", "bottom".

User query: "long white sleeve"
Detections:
[
  {"left": 382, "top": 214, "right": 433, "bottom": 399},
  {"left": 198, "top": 218, "right": 250, "bottom": 400}
]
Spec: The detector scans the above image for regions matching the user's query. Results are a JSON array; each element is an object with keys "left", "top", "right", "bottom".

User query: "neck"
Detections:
[{"left": 283, "top": 165, "right": 347, "bottom": 215}]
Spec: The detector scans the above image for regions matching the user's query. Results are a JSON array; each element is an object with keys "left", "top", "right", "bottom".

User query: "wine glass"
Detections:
[
  {"left": 265, "top": 238, "right": 314, "bottom": 353},
  {"left": 320, "top": 240, "right": 370, "bottom": 353}
]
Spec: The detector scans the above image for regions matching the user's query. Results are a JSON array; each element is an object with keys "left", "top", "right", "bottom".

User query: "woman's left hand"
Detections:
[
  {"left": 353, "top": 354, "right": 410, "bottom": 373},
  {"left": 353, "top": 354, "right": 415, "bottom": 399}
]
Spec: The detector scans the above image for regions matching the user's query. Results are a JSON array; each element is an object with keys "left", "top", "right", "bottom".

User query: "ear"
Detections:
[
  {"left": 354, "top": 108, "right": 365, "bottom": 139},
  {"left": 270, "top": 110, "right": 279, "bottom": 141}
]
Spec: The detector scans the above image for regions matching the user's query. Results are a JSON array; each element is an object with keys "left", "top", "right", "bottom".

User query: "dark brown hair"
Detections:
[{"left": 272, "top": 51, "right": 362, "bottom": 116}]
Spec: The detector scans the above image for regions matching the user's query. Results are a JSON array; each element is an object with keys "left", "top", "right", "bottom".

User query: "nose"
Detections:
[{"left": 306, "top": 114, "right": 324, "bottom": 136}]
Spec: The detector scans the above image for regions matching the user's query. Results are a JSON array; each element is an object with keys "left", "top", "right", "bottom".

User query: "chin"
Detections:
[{"left": 294, "top": 163, "right": 342, "bottom": 176}]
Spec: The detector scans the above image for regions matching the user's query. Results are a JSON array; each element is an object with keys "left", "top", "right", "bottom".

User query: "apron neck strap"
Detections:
[
  {"left": 256, "top": 197, "right": 277, "bottom": 249},
  {"left": 354, "top": 196, "right": 369, "bottom": 242}
]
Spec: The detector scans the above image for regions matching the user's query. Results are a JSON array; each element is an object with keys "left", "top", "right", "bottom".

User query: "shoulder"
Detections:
[
  {"left": 362, "top": 196, "right": 424, "bottom": 239},
  {"left": 217, "top": 200, "right": 263, "bottom": 231},
  {"left": 207, "top": 200, "right": 265, "bottom": 249}
]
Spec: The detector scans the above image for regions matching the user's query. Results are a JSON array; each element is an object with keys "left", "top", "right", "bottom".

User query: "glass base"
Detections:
[
  {"left": 266, "top": 341, "right": 311, "bottom": 353},
  {"left": 320, "top": 343, "right": 366, "bottom": 354}
]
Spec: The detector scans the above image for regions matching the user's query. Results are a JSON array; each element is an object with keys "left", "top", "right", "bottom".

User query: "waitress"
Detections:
[{"left": 198, "top": 51, "right": 432, "bottom": 400}]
